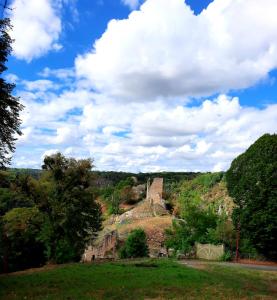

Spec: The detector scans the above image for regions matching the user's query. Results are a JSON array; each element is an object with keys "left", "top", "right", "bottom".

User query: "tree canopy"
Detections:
[
  {"left": 1, "top": 153, "right": 102, "bottom": 272},
  {"left": 0, "top": 18, "right": 23, "bottom": 168},
  {"left": 226, "top": 134, "right": 277, "bottom": 259}
]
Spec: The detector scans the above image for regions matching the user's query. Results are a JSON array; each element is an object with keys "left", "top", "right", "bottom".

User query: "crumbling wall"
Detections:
[
  {"left": 82, "top": 230, "right": 118, "bottom": 262},
  {"left": 148, "top": 178, "right": 163, "bottom": 203}
]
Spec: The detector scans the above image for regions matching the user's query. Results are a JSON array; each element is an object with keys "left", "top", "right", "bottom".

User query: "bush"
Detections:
[
  {"left": 220, "top": 251, "right": 232, "bottom": 262},
  {"left": 119, "top": 229, "right": 149, "bottom": 259},
  {"left": 239, "top": 238, "right": 261, "bottom": 260}
]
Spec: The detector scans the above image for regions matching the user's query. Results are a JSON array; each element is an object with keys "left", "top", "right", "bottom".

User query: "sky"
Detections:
[{"left": 2, "top": 0, "right": 277, "bottom": 172}]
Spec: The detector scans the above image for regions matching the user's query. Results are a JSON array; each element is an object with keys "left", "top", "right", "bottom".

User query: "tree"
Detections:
[
  {"left": 2, "top": 207, "right": 45, "bottom": 272},
  {"left": 0, "top": 18, "right": 23, "bottom": 168},
  {"left": 226, "top": 134, "right": 277, "bottom": 259},
  {"left": 119, "top": 228, "right": 149, "bottom": 258},
  {"left": 165, "top": 202, "right": 220, "bottom": 254},
  {"left": 39, "top": 153, "right": 102, "bottom": 263}
]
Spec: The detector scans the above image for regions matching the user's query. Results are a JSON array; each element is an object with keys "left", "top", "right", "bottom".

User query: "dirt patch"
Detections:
[
  {"left": 238, "top": 259, "right": 277, "bottom": 267},
  {"left": 181, "top": 262, "right": 208, "bottom": 270},
  {"left": 1, "top": 264, "right": 64, "bottom": 276},
  {"left": 268, "top": 280, "right": 277, "bottom": 294}
]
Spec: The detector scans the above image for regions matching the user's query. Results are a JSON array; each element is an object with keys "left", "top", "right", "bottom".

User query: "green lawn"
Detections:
[{"left": 0, "top": 259, "right": 276, "bottom": 299}]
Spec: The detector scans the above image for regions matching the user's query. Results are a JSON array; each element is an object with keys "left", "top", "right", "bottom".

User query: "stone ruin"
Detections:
[
  {"left": 82, "top": 230, "right": 118, "bottom": 262},
  {"left": 147, "top": 177, "right": 167, "bottom": 211},
  {"left": 115, "top": 178, "right": 168, "bottom": 224},
  {"left": 82, "top": 178, "right": 170, "bottom": 262}
]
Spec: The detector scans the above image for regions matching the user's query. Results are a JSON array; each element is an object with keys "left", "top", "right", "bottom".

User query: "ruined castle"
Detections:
[{"left": 82, "top": 178, "right": 171, "bottom": 262}]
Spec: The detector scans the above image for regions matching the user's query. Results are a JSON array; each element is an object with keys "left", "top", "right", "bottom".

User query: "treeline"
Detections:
[{"left": 11, "top": 169, "right": 200, "bottom": 187}]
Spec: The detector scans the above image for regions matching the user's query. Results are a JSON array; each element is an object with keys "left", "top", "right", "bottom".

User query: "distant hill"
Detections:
[{"left": 9, "top": 168, "right": 42, "bottom": 179}]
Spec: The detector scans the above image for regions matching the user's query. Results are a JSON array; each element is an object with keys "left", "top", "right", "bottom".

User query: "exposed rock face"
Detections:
[
  {"left": 131, "top": 184, "right": 146, "bottom": 201},
  {"left": 83, "top": 178, "right": 171, "bottom": 261}
]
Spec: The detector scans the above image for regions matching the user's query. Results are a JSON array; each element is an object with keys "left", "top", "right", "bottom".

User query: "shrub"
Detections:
[
  {"left": 219, "top": 251, "right": 232, "bottom": 262},
  {"left": 119, "top": 229, "right": 149, "bottom": 259}
]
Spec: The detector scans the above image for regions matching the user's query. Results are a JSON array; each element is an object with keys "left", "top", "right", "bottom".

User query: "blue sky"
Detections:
[{"left": 3, "top": 0, "right": 277, "bottom": 172}]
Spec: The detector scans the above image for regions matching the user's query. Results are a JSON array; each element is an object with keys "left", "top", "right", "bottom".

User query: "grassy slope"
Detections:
[{"left": 0, "top": 259, "right": 276, "bottom": 300}]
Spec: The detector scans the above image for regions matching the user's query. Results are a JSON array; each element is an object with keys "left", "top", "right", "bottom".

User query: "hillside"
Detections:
[{"left": 83, "top": 173, "right": 235, "bottom": 261}]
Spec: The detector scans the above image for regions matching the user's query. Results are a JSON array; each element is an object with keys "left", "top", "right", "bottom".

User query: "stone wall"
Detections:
[
  {"left": 148, "top": 178, "right": 163, "bottom": 203},
  {"left": 195, "top": 243, "right": 224, "bottom": 260},
  {"left": 82, "top": 230, "right": 118, "bottom": 262}
]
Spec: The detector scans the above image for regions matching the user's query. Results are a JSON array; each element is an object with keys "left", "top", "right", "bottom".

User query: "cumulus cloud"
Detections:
[
  {"left": 8, "top": 0, "right": 62, "bottom": 61},
  {"left": 76, "top": 0, "right": 277, "bottom": 100},
  {"left": 12, "top": 73, "right": 277, "bottom": 172}
]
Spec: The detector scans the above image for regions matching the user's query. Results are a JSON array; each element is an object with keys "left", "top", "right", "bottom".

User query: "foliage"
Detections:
[
  {"left": 1, "top": 207, "right": 45, "bottom": 272},
  {"left": 239, "top": 238, "right": 261, "bottom": 260},
  {"left": 39, "top": 153, "right": 102, "bottom": 263},
  {"left": 165, "top": 206, "right": 221, "bottom": 254},
  {"left": 0, "top": 153, "right": 102, "bottom": 272},
  {"left": 119, "top": 229, "right": 149, "bottom": 258},
  {"left": 206, "top": 217, "right": 236, "bottom": 249},
  {"left": 0, "top": 19, "right": 23, "bottom": 168},
  {"left": 165, "top": 173, "right": 235, "bottom": 254},
  {"left": 100, "top": 177, "right": 136, "bottom": 215},
  {"left": 219, "top": 251, "right": 232, "bottom": 262},
  {"left": 226, "top": 134, "right": 277, "bottom": 259}
]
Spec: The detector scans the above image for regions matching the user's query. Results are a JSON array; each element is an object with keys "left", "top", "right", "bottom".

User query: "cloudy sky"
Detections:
[{"left": 3, "top": 0, "right": 277, "bottom": 172}]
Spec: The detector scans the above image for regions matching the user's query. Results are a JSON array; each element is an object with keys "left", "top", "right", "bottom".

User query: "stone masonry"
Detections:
[
  {"left": 147, "top": 178, "right": 166, "bottom": 208},
  {"left": 82, "top": 230, "right": 117, "bottom": 261}
]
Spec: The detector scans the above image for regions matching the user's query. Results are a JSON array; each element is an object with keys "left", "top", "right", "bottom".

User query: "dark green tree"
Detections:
[
  {"left": 2, "top": 207, "right": 46, "bottom": 272},
  {"left": 0, "top": 18, "right": 23, "bottom": 168},
  {"left": 120, "top": 228, "right": 149, "bottom": 258},
  {"left": 40, "top": 153, "right": 102, "bottom": 263},
  {"left": 226, "top": 134, "right": 277, "bottom": 259}
]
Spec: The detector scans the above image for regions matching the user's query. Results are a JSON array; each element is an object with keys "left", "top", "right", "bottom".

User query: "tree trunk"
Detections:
[{"left": 235, "top": 221, "right": 240, "bottom": 262}]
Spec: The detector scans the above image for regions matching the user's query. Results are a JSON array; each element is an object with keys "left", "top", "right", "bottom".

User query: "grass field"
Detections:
[{"left": 0, "top": 259, "right": 276, "bottom": 299}]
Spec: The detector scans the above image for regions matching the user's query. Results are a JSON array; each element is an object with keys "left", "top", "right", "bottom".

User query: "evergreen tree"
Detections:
[
  {"left": 226, "top": 134, "right": 277, "bottom": 259},
  {"left": 0, "top": 18, "right": 23, "bottom": 168}
]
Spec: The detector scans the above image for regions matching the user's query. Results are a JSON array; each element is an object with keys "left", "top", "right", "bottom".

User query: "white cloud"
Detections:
[
  {"left": 39, "top": 67, "right": 75, "bottom": 80},
  {"left": 121, "top": 0, "right": 142, "bottom": 10},
  {"left": 76, "top": 0, "right": 277, "bottom": 100},
  {"left": 9, "top": 0, "right": 62, "bottom": 61},
  {"left": 12, "top": 75, "right": 277, "bottom": 172},
  {"left": 22, "top": 79, "right": 59, "bottom": 92},
  {"left": 41, "top": 149, "right": 60, "bottom": 160}
]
